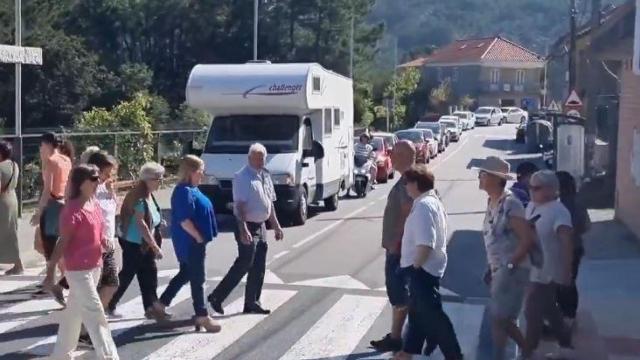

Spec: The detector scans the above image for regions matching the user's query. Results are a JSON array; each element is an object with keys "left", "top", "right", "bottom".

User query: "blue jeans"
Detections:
[{"left": 160, "top": 242, "right": 208, "bottom": 317}]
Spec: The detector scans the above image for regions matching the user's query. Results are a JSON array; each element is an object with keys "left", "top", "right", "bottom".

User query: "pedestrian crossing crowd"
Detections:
[{"left": 0, "top": 135, "right": 591, "bottom": 360}]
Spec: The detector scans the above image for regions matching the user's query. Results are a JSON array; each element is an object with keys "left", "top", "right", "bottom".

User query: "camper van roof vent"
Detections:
[{"left": 246, "top": 60, "right": 272, "bottom": 64}]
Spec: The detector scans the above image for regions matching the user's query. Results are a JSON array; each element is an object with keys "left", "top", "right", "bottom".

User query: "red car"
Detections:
[
  {"left": 394, "top": 130, "right": 431, "bottom": 165},
  {"left": 372, "top": 137, "right": 395, "bottom": 183}
]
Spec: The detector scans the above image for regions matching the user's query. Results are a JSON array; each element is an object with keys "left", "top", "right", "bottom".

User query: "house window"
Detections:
[
  {"left": 313, "top": 76, "right": 322, "bottom": 93},
  {"left": 324, "top": 108, "right": 333, "bottom": 135},
  {"left": 490, "top": 69, "right": 501, "bottom": 84},
  {"left": 437, "top": 67, "right": 443, "bottom": 82},
  {"left": 333, "top": 108, "right": 341, "bottom": 127},
  {"left": 452, "top": 67, "right": 459, "bottom": 82},
  {"left": 516, "top": 70, "right": 525, "bottom": 85}
]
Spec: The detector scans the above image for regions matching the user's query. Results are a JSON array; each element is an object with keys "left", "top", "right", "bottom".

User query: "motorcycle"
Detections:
[{"left": 351, "top": 154, "right": 374, "bottom": 198}]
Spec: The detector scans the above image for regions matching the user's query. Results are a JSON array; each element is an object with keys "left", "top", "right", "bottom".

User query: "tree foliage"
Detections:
[
  {"left": 429, "top": 79, "right": 453, "bottom": 114},
  {"left": 383, "top": 68, "right": 421, "bottom": 127}
]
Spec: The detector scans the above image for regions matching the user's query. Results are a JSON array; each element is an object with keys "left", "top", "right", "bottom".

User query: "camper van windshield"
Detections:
[{"left": 206, "top": 115, "right": 300, "bottom": 154}]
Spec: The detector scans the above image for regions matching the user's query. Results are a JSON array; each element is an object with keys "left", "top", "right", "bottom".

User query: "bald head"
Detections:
[{"left": 391, "top": 140, "right": 416, "bottom": 173}]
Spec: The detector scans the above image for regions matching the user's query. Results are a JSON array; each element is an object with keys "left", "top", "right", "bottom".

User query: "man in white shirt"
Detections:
[
  {"left": 524, "top": 170, "right": 575, "bottom": 359},
  {"left": 354, "top": 133, "right": 378, "bottom": 185},
  {"left": 393, "top": 164, "right": 462, "bottom": 360}
]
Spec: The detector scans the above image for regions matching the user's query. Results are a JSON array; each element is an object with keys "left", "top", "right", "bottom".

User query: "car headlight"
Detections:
[
  {"left": 272, "top": 173, "right": 294, "bottom": 186},
  {"left": 355, "top": 168, "right": 367, "bottom": 175},
  {"left": 203, "top": 174, "right": 218, "bottom": 185}
]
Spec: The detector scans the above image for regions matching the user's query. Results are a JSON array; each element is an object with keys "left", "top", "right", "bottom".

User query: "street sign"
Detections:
[
  {"left": 0, "top": 44, "right": 42, "bottom": 65},
  {"left": 634, "top": 0, "right": 640, "bottom": 75},
  {"left": 548, "top": 100, "right": 562, "bottom": 112},
  {"left": 565, "top": 90, "right": 583, "bottom": 107}
]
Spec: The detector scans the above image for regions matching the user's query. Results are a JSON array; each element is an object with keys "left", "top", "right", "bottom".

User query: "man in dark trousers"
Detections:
[{"left": 208, "top": 143, "right": 284, "bottom": 315}]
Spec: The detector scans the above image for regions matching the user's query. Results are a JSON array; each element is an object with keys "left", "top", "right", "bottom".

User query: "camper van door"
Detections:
[{"left": 301, "top": 117, "right": 317, "bottom": 202}]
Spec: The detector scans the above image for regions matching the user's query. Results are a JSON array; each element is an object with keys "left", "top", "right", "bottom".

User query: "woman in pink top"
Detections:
[{"left": 44, "top": 164, "right": 119, "bottom": 360}]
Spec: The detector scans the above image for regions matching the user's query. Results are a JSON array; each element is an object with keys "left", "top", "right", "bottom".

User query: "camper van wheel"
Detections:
[
  {"left": 291, "top": 188, "right": 308, "bottom": 226},
  {"left": 324, "top": 193, "right": 339, "bottom": 211}
]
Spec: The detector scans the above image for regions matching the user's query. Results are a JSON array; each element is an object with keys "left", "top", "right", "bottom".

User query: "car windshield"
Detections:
[
  {"left": 371, "top": 137, "right": 384, "bottom": 151},
  {"left": 476, "top": 108, "right": 492, "bottom": 114},
  {"left": 501, "top": 108, "right": 510, "bottom": 113},
  {"left": 206, "top": 115, "right": 299, "bottom": 154},
  {"left": 416, "top": 122, "right": 441, "bottom": 133},
  {"left": 396, "top": 131, "right": 423, "bottom": 143},
  {"left": 442, "top": 121, "right": 457, "bottom": 128},
  {"left": 422, "top": 130, "right": 434, "bottom": 139},
  {"left": 453, "top": 113, "right": 468, "bottom": 119}
]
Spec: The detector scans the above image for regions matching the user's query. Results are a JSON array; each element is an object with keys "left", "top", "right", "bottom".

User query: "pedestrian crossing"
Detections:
[{"left": 0, "top": 270, "right": 491, "bottom": 360}]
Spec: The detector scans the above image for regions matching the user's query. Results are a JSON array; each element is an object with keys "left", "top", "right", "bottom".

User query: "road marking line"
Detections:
[
  {"left": 24, "top": 283, "right": 176, "bottom": 356},
  {"left": 291, "top": 205, "right": 370, "bottom": 249},
  {"left": 141, "top": 289, "right": 297, "bottom": 360},
  {"left": 432, "top": 135, "right": 471, "bottom": 171},
  {"left": 0, "top": 298, "right": 61, "bottom": 335},
  {"left": 289, "top": 275, "right": 369, "bottom": 290},
  {"left": 266, "top": 250, "right": 290, "bottom": 266},
  {"left": 279, "top": 294, "right": 387, "bottom": 360},
  {"left": 0, "top": 280, "right": 39, "bottom": 294}
]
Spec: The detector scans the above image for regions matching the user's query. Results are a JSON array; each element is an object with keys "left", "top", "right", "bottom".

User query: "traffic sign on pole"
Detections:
[
  {"left": 548, "top": 100, "right": 562, "bottom": 112},
  {"left": 565, "top": 89, "right": 583, "bottom": 108}
]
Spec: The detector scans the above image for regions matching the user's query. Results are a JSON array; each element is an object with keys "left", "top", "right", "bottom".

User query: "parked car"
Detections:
[
  {"left": 439, "top": 115, "right": 462, "bottom": 132},
  {"left": 371, "top": 137, "right": 394, "bottom": 183},
  {"left": 395, "top": 129, "right": 431, "bottom": 164},
  {"left": 501, "top": 107, "right": 529, "bottom": 124},
  {"left": 370, "top": 132, "right": 398, "bottom": 152},
  {"left": 418, "top": 129, "right": 439, "bottom": 158},
  {"left": 474, "top": 106, "right": 504, "bottom": 126},
  {"left": 453, "top": 111, "right": 476, "bottom": 130},
  {"left": 415, "top": 121, "right": 447, "bottom": 152},
  {"left": 440, "top": 119, "right": 461, "bottom": 142}
]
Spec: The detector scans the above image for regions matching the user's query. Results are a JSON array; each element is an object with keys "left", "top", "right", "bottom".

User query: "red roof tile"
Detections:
[{"left": 398, "top": 36, "right": 544, "bottom": 67}]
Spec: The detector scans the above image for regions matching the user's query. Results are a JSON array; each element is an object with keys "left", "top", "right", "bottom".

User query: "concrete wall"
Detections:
[{"left": 615, "top": 60, "right": 640, "bottom": 238}]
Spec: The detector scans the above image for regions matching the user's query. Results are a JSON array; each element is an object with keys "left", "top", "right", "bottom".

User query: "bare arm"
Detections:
[
  {"left": 557, "top": 225, "right": 574, "bottom": 284},
  {"left": 181, "top": 219, "right": 205, "bottom": 244},
  {"left": 38, "top": 166, "right": 54, "bottom": 212},
  {"left": 268, "top": 203, "right": 281, "bottom": 230},
  {"left": 389, "top": 201, "right": 412, "bottom": 253},
  {"left": 413, "top": 245, "right": 433, "bottom": 268},
  {"left": 45, "top": 222, "right": 71, "bottom": 278},
  {"left": 134, "top": 211, "right": 159, "bottom": 250},
  {"left": 509, "top": 216, "right": 535, "bottom": 266}
]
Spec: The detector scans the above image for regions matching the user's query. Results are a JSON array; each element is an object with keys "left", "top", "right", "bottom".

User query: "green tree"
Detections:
[
  {"left": 383, "top": 67, "right": 421, "bottom": 128},
  {"left": 429, "top": 79, "right": 452, "bottom": 114}
]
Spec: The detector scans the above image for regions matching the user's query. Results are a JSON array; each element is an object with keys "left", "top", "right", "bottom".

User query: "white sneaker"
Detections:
[{"left": 545, "top": 346, "right": 577, "bottom": 359}]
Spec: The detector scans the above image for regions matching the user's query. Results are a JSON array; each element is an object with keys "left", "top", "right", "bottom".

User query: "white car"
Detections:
[
  {"left": 453, "top": 111, "right": 476, "bottom": 130},
  {"left": 440, "top": 119, "right": 461, "bottom": 141},
  {"left": 474, "top": 107, "right": 504, "bottom": 126},
  {"left": 501, "top": 107, "right": 529, "bottom": 124}
]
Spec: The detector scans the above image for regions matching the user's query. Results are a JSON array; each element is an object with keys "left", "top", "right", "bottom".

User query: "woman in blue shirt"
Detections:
[{"left": 148, "top": 155, "right": 221, "bottom": 333}]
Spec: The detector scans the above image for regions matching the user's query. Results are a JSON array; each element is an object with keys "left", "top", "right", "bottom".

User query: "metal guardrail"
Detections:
[{"left": 1, "top": 128, "right": 208, "bottom": 215}]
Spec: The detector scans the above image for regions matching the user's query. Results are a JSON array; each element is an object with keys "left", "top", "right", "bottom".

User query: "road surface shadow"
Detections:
[{"left": 442, "top": 230, "right": 489, "bottom": 299}]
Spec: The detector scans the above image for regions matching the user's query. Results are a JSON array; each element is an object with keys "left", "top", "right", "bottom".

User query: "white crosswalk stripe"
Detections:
[
  {"left": 138, "top": 289, "right": 297, "bottom": 360},
  {"left": 279, "top": 294, "right": 387, "bottom": 360},
  {"left": 0, "top": 269, "right": 490, "bottom": 360}
]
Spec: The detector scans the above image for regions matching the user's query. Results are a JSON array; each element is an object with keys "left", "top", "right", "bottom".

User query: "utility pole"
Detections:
[
  {"left": 253, "top": 0, "right": 259, "bottom": 60},
  {"left": 568, "top": 0, "right": 577, "bottom": 93},
  {"left": 15, "top": 0, "right": 23, "bottom": 216},
  {"left": 349, "top": 14, "right": 354, "bottom": 78}
]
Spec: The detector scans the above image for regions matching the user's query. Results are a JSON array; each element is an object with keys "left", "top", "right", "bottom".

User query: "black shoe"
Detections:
[
  {"left": 207, "top": 295, "right": 224, "bottom": 315},
  {"left": 243, "top": 304, "right": 271, "bottom": 315},
  {"left": 369, "top": 333, "right": 402, "bottom": 353},
  {"left": 78, "top": 333, "right": 93, "bottom": 348}
]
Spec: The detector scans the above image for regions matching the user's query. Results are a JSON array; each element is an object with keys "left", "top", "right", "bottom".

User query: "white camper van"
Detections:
[{"left": 186, "top": 62, "right": 354, "bottom": 226}]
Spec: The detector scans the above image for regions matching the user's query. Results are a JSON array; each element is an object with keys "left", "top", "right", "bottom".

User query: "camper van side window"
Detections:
[
  {"left": 324, "top": 109, "right": 333, "bottom": 136},
  {"left": 333, "top": 109, "right": 341, "bottom": 128},
  {"left": 313, "top": 76, "right": 322, "bottom": 93}
]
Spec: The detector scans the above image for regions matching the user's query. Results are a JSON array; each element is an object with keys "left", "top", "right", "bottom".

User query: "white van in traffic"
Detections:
[{"left": 186, "top": 62, "right": 354, "bottom": 225}]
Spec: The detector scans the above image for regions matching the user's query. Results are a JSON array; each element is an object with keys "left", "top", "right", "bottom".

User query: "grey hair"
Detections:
[
  {"left": 79, "top": 146, "right": 101, "bottom": 164},
  {"left": 531, "top": 170, "right": 559, "bottom": 193},
  {"left": 139, "top": 161, "right": 165, "bottom": 181},
  {"left": 248, "top": 143, "right": 267, "bottom": 157}
]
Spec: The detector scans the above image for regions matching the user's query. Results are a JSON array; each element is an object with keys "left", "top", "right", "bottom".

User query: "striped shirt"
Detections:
[{"left": 354, "top": 142, "right": 373, "bottom": 159}]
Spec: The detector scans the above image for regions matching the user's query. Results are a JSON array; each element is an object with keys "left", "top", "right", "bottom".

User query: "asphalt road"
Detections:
[{"left": 0, "top": 123, "right": 541, "bottom": 360}]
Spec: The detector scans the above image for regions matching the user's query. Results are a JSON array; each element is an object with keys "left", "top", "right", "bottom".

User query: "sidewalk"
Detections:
[
  {"left": 13, "top": 185, "right": 176, "bottom": 269},
  {"left": 552, "top": 209, "right": 640, "bottom": 359}
]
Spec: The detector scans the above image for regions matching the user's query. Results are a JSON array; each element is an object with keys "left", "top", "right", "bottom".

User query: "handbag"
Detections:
[
  {"left": 1, "top": 161, "right": 16, "bottom": 194},
  {"left": 141, "top": 194, "right": 163, "bottom": 253}
]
